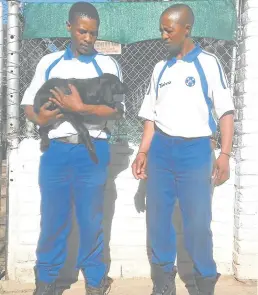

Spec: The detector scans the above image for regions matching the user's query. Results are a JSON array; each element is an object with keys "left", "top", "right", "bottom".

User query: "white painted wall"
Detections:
[
  {"left": 233, "top": 0, "right": 258, "bottom": 281},
  {"left": 7, "top": 138, "right": 236, "bottom": 282}
]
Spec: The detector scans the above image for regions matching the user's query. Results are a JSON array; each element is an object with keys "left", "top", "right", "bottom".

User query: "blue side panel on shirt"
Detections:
[
  {"left": 194, "top": 58, "right": 217, "bottom": 133},
  {"left": 92, "top": 58, "right": 104, "bottom": 77},
  {"left": 45, "top": 55, "right": 64, "bottom": 81}
]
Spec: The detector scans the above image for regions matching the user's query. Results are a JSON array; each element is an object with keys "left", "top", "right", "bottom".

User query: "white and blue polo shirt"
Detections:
[
  {"left": 21, "top": 45, "right": 124, "bottom": 140},
  {"left": 138, "top": 45, "right": 234, "bottom": 138}
]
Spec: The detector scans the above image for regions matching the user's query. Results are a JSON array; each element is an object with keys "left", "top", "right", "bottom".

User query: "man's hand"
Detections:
[
  {"left": 37, "top": 102, "right": 63, "bottom": 126},
  {"left": 132, "top": 153, "right": 148, "bottom": 180},
  {"left": 49, "top": 84, "right": 84, "bottom": 113},
  {"left": 212, "top": 153, "right": 230, "bottom": 186}
]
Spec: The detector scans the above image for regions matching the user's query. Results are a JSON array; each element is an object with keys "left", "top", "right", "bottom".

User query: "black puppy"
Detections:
[{"left": 33, "top": 73, "right": 128, "bottom": 163}]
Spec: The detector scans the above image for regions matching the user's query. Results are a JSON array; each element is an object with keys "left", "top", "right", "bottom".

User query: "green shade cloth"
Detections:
[{"left": 22, "top": 1, "right": 237, "bottom": 42}]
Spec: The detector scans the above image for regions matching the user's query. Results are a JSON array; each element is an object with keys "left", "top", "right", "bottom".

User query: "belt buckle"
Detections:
[
  {"left": 69, "top": 134, "right": 81, "bottom": 144},
  {"left": 69, "top": 134, "right": 78, "bottom": 143},
  {"left": 57, "top": 134, "right": 80, "bottom": 144}
]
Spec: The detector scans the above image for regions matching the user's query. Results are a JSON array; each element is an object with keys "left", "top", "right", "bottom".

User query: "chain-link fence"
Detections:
[{"left": 18, "top": 36, "right": 238, "bottom": 146}]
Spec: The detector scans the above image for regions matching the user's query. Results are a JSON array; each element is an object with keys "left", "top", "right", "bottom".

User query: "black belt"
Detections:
[
  {"left": 54, "top": 134, "right": 107, "bottom": 144},
  {"left": 154, "top": 124, "right": 210, "bottom": 141}
]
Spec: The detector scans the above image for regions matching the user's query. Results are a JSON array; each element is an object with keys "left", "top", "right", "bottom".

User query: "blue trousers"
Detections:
[
  {"left": 36, "top": 139, "right": 110, "bottom": 287},
  {"left": 146, "top": 131, "right": 217, "bottom": 278}
]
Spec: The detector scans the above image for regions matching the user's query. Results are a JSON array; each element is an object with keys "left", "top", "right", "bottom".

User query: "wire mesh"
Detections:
[{"left": 18, "top": 36, "right": 237, "bottom": 146}]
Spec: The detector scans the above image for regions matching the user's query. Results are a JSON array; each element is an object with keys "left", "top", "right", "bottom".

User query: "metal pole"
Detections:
[
  {"left": 230, "top": 0, "right": 242, "bottom": 94},
  {"left": 6, "top": 0, "right": 20, "bottom": 151},
  {"left": 0, "top": 2, "right": 4, "bottom": 170},
  {"left": 5, "top": 1, "right": 20, "bottom": 280},
  {"left": 0, "top": 0, "right": 4, "bottom": 280}
]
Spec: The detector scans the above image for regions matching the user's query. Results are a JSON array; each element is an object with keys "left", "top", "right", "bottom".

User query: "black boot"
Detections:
[
  {"left": 55, "top": 282, "right": 73, "bottom": 295},
  {"left": 82, "top": 270, "right": 107, "bottom": 295},
  {"left": 33, "top": 266, "right": 57, "bottom": 295},
  {"left": 0, "top": 266, "right": 5, "bottom": 280},
  {"left": 85, "top": 278, "right": 110, "bottom": 295},
  {"left": 179, "top": 273, "right": 198, "bottom": 295},
  {"left": 151, "top": 265, "right": 177, "bottom": 295},
  {"left": 86, "top": 284, "right": 105, "bottom": 295},
  {"left": 55, "top": 287, "right": 66, "bottom": 295},
  {"left": 33, "top": 281, "right": 56, "bottom": 295},
  {"left": 185, "top": 281, "right": 199, "bottom": 295},
  {"left": 195, "top": 273, "right": 220, "bottom": 295}
]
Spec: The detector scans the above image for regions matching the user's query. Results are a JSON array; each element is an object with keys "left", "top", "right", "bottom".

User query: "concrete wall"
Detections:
[
  {"left": 7, "top": 138, "right": 236, "bottom": 283},
  {"left": 233, "top": 0, "right": 258, "bottom": 281}
]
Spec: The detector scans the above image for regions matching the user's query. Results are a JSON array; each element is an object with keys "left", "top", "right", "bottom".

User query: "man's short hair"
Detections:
[
  {"left": 161, "top": 4, "right": 195, "bottom": 27},
  {"left": 69, "top": 2, "right": 100, "bottom": 26}
]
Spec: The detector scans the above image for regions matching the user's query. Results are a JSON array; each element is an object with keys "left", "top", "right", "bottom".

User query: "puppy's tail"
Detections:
[
  {"left": 39, "top": 127, "right": 51, "bottom": 152},
  {"left": 65, "top": 114, "right": 98, "bottom": 164},
  {"left": 80, "top": 128, "right": 98, "bottom": 164}
]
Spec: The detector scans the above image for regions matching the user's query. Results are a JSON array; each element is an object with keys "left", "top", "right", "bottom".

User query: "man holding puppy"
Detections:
[
  {"left": 132, "top": 4, "right": 234, "bottom": 295},
  {"left": 21, "top": 2, "right": 124, "bottom": 295}
]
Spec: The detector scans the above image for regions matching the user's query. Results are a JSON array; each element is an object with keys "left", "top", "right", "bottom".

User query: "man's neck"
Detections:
[
  {"left": 176, "top": 38, "right": 195, "bottom": 60},
  {"left": 71, "top": 44, "right": 79, "bottom": 58},
  {"left": 70, "top": 44, "right": 95, "bottom": 58}
]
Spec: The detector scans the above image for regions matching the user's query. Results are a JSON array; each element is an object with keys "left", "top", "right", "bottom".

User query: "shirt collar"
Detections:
[
  {"left": 63, "top": 44, "right": 98, "bottom": 64},
  {"left": 167, "top": 44, "right": 202, "bottom": 67}
]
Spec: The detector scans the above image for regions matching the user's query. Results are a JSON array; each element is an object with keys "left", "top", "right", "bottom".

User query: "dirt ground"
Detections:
[{"left": 1, "top": 277, "right": 257, "bottom": 295}]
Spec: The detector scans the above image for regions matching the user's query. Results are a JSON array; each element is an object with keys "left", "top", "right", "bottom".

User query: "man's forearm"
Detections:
[
  {"left": 219, "top": 113, "right": 234, "bottom": 154},
  {"left": 79, "top": 104, "right": 123, "bottom": 120},
  {"left": 138, "top": 120, "right": 155, "bottom": 154}
]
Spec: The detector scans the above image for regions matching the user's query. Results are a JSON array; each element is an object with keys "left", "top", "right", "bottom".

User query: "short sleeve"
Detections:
[
  {"left": 138, "top": 70, "right": 156, "bottom": 121},
  {"left": 20, "top": 51, "right": 65, "bottom": 106},
  {"left": 20, "top": 56, "right": 49, "bottom": 106},
  {"left": 211, "top": 57, "right": 234, "bottom": 119}
]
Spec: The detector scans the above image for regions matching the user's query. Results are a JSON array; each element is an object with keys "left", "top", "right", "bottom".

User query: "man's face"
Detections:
[
  {"left": 67, "top": 16, "right": 98, "bottom": 56},
  {"left": 160, "top": 13, "right": 188, "bottom": 57}
]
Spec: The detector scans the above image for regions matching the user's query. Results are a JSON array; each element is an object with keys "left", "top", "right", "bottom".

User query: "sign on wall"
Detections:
[{"left": 94, "top": 41, "right": 122, "bottom": 55}]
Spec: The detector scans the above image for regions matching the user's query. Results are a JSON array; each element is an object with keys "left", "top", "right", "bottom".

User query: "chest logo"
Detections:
[
  {"left": 185, "top": 76, "right": 196, "bottom": 87},
  {"left": 159, "top": 81, "right": 171, "bottom": 88}
]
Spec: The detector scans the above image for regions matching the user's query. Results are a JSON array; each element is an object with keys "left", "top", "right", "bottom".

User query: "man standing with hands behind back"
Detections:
[{"left": 132, "top": 4, "right": 234, "bottom": 295}]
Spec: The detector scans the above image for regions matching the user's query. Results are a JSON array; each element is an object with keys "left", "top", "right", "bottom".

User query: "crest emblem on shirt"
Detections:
[{"left": 185, "top": 76, "right": 195, "bottom": 87}]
